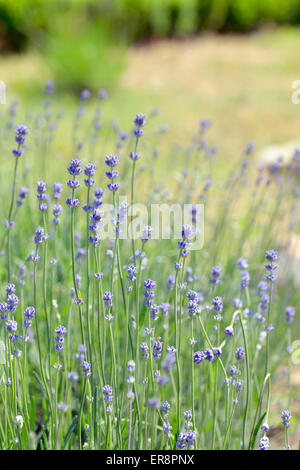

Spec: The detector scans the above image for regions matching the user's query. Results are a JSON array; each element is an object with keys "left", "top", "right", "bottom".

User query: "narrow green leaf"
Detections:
[
  {"left": 62, "top": 416, "right": 78, "bottom": 450},
  {"left": 250, "top": 412, "right": 266, "bottom": 450}
]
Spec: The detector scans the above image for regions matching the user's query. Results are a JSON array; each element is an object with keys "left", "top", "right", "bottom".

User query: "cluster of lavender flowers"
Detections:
[
  {"left": 176, "top": 411, "right": 197, "bottom": 449},
  {"left": 0, "top": 92, "right": 298, "bottom": 452},
  {"left": 54, "top": 325, "right": 67, "bottom": 352}
]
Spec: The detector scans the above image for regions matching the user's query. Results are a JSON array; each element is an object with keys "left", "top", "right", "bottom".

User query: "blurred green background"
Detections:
[
  {"left": 1, "top": 0, "right": 300, "bottom": 92},
  {"left": 0, "top": 0, "right": 300, "bottom": 156}
]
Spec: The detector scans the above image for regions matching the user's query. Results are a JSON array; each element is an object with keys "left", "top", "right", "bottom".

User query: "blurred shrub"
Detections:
[
  {"left": 99, "top": 0, "right": 300, "bottom": 37},
  {"left": 0, "top": 0, "right": 125, "bottom": 91},
  {"left": 2, "top": 0, "right": 300, "bottom": 51},
  {"left": 44, "top": 20, "right": 125, "bottom": 92}
]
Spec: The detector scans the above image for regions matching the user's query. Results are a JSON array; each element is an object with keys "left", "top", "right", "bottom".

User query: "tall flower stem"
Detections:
[
  {"left": 211, "top": 323, "right": 220, "bottom": 448},
  {"left": 108, "top": 322, "right": 122, "bottom": 447},
  {"left": 222, "top": 396, "right": 238, "bottom": 449},
  {"left": 7, "top": 155, "right": 19, "bottom": 281},
  {"left": 173, "top": 268, "right": 181, "bottom": 438},
  {"left": 130, "top": 137, "right": 138, "bottom": 264},
  {"left": 197, "top": 315, "right": 230, "bottom": 435},
  {"left": 287, "top": 326, "right": 292, "bottom": 407},
  {"left": 265, "top": 283, "right": 273, "bottom": 378},
  {"left": 93, "top": 249, "right": 105, "bottom": 385},
  {"left": 33, "top": 246, "right": 54, "bottom": 449},
  {"left": 78, "top": 378, "right": 87, "bottom": 450},
  {"left": 42, "top": 213, "right": 52, "bottom": 392},
  {"left": 85, "top": 187, "right": 93, "bottom": 370},
  {"left": 134, "top": 242, "right": 144, "bottom": 389},
  {"left": 239, "top": 311, "right": 250, "bottom": 449},
  {"left": 264, "top": 282, "right": 273, "bottom": 436},
  {"left": 191, "top": 317, "right": 196, "bottom": 431},
  {"left": 70, "top": 191, "right": 85, "bottom": 346}
]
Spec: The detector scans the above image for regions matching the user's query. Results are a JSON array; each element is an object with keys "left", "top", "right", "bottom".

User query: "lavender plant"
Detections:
[{"left": 0, "top": 86, "right": 298, "bottom": 451}]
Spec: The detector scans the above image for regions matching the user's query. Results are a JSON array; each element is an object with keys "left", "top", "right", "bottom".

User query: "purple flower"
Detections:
[
  {"left": 68, "top": 159, "right": 82, "bottom": 176},
  {"left": 103, "top": 291, "right": 113, "bottom": 308},
  {"left": 6, "top": 283, "right": 15, "bottom": 295},
  {"left": 150, "top": 303, "right": 159, "bottom": 320},
  {"left": 66, "top": 198, "right": 79, "bottom": 208},
  {"left": 236, "top": 257, "right": 248, "bottom": 269},
  {"left": 240, "top": 270, "right": 250, "bottom": 289},
  {"left": 235, "top": 347, "right": 245, "bottom": 361},
  {"left": 105, "top": 155, "right": 119, "bottom": 168},
  {"left": 193, "top": 351, "right": 205, "bottom": 364},
  {"left": 129, "top": 151, "right": 140, "bottom": 161},
  {"left": 210, "top": 266, "right": 222, "bottom": 284},
  {"left": 186, "top": 430, "right": 197, "bottom": 448},
  {"left": 281, "top": 410, "right": 291, "bottom": 427},
  {"left": 93, "top": 272, "right": 103, "bottom": 281},
  {"left": 55, "top": 325, "right": 67, "bottom": 335},
  {"left": 141, "top": 225, "right": 152, "bottom": 243},
  {"left": 81, "top": 361, "right": 92, "bottom": 377},
  {"left": 214, "top": 347, "right": 222, "bottom": 357},
  {"left": 285, "top": 306, "right": 295, "bottom": 324},
  {"left": 6, "top": 320, "right": 18, "bottom": 332},
  {"left": 80, "top": 89, "right": 91, "bottom": 102},
  {"left": 163, "top": 421, "right": 172, "bottom": 438},
  {"left": 53, "top": 182, "right": 63, "bottom": 199},
  {"left": 212, "top": 296, "right": 223, "bottom": 313},
  {"left": 159, "top": 302, "right": 170, "bottom": 316},
  {"left": 265, "top": 250, "right": 278, "bottom": 261},
  {"left": 45, "top": 80, "right": 54, "bottom": 96},
  {"left": 259, "top": 436, "right": 270, "bottom": 450},
  {"left": 140, "top": 342, "right": 149, "bottom": 359},
  {"left": 6, "top": 293, "right": 18, "bottom": 312},
  {"left": 34, "top": 226, "right": 47, "bottom": 244},
  {"left": 67, "top": 180, "right": 80, "bottom": 190},
  {"left": 98, "top": 89, "right": 107, "bottom": 100},
  {"left": 24, "top": 306, "right": 35, "bottom": 320},
  {"left": 204, "top": 348, "right": 214, "bottom": 362},
  {"left": 148, "top": 397, "right": 160, "bottom": 408},
  {"left": 15, "top": 124, "right": 28, "bottom": 136},
  {"left": 153, "top": 338, "right": 163, "bottom": 359},
  {"left": 107, "top": 182, "right": 119, "bottom": 192},
  {"left": 265, "top": 250, "right": 278, "bottom": 282},
  {"left": 224, "top": 326, "right": 234, "bottom": 336},
  {"left": 162, "top": 352, "right": 175, "bottom": 371},
  {"left": 84, "top": 163, "right": 96, "bottom": 177},
  {"left": 176, "top": 433, "right": 187, "bottom": 450},
  {"left": 134, "top": 113, "right": 146, "bottom": 127},
  {"left": 230, "top": 365, "right": 240, "bottom": 377},
  {"left": 18, "top": 187, "right": 29, "bottom": 200},
  {"left": 13, "top": 124, "right": 28, "bottom": 153},
  {"left": 259, "top": 293, "right": 269, "bottom": 311},
  {"left": 126, "top": 265, "right": 136, "bottom": 282},
  {"left": 54, "top": 325, "right": 67, "bottom": 352},
  {"left": 167, "top": 274, "right": 175, "bottom": 291},
  {"left": 37, "top": 181, "right": 47, "bottom": 199}
]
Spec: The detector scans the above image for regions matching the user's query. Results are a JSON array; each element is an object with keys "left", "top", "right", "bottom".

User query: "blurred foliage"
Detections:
[
  {"left": 44, "top": 17, "right": 125, "bottom": 92},
  {"left": 1, "top": 0, "right": 300, "bottom": 90}
]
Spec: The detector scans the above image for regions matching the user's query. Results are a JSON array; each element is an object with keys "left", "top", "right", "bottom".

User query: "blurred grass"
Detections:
[{"left": 1, "top": 27, "right": 300, "bottom": 172}]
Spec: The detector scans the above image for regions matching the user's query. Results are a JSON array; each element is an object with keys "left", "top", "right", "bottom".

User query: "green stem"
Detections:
[
  {"left": 7, "top": 155, "right": 19, "bottom": 281},
  {"left": 70, "top": 197, "right": 85, "bottom": 346},
  {"left": 33, "top": 246, "right": 55, "bottom": 449},
  {"left": 239, "top": 311, "right": 250, "bottom": 449}
]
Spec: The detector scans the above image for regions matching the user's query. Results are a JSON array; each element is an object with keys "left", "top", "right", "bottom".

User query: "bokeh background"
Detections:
[
  {"left": 1, "top": 0, "right": 300, "bottom": 155},
  {"left": 0, "top": 1, "right": 300, "bottom": 448}
]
